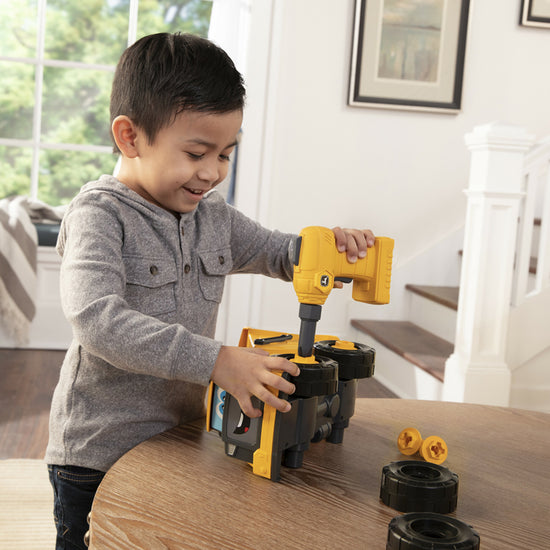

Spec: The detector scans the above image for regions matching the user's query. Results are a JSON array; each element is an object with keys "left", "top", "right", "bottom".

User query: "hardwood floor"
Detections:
[
  {"left": 0, "top": 349, "right": 65, "bottom": 459},
  {"left": 0, "top": 348, "right": 396, "bottom": 460}
]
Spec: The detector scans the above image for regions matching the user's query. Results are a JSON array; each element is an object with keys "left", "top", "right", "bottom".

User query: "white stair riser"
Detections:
[
  {"left": 407, "top": 292, "right": 457, "bottom": 344},
  {"left": 510, "top": 385, "right": 550, "bottom": 414},
  {"left": 351, "top": 328, "right": 444, "bottom": 401}
]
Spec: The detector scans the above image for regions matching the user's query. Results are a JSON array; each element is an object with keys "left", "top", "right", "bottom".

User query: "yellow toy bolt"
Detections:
[
  {"left": 397, "top": 427, "right": 423, "bottom": 456},
  {"left": 421, "top": 435, "right": 448, "bottom": 465},
  {"left": 397, "top": 428, "right": 448, "bottom": 465}
]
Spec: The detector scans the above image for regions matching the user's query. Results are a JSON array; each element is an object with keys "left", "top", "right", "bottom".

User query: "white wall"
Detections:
[
  {"left": 8, "top": 1, "right": 549, "bottom": 351},
  {"left": 220, "top": 0, "right": 550, "bottom": 345}
]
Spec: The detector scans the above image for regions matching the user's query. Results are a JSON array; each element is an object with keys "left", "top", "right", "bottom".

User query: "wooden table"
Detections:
[{"left": 89, "top": 399, "right": 550, "bottom": 549}]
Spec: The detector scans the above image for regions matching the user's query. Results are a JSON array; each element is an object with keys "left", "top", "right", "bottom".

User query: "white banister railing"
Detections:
[
  {"left": 512, "top": 137, "right": 550, "bottom": 305},
  {"left": 443, "top": 122, "right": 537, "bottom": 407}
]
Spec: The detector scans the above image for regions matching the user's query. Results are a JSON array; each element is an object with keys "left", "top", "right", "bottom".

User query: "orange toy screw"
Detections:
[{"left": 397, "top": 428, "right": 448, "bottom": 465}]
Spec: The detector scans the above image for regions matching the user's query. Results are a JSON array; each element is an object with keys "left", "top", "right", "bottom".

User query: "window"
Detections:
[{"left": 0, "top": 0, "right": 212, "bottom": 205}]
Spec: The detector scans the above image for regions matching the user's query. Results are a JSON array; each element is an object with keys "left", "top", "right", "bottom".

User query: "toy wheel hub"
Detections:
[{"left": 313, "top": 340, "right": 375, "bottom": 380}]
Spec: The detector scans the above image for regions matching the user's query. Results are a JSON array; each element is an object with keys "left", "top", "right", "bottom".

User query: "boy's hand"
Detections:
[
  {"left": 332, "top": 226, "right": 375, "bottom": 263},
  {"left": 210, "top": 346, "right": 300, "bottom": 418},
  {"left": 332, "top": 227, "right": 375, "bottom": 288}
]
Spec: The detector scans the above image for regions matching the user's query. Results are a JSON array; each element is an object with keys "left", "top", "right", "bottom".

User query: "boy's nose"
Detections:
[{"left": 196, "top": 160, "right": 220, "bottom": 184}]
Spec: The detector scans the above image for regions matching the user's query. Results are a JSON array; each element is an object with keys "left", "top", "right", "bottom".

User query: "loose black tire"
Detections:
[
  {"left": 380, "top": 461, "right": 459, "bottom": 513},
  {"left": 387, "top": 512, "right": 480, "bottom": 550}
]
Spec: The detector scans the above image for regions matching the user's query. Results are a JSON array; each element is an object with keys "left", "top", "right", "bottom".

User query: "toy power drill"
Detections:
[
  {"left": 293, "top": 226, "right": 394, "bottom": 357},
  {"left": 205, "top": 227, "right": 394, "bottom": 481}
]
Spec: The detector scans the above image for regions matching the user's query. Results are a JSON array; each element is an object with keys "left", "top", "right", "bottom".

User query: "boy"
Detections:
[{"left": 46, "top": 32, "right": 374, "bottom": 549}]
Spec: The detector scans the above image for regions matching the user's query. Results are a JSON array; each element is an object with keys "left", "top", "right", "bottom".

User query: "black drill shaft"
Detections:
[{"left": 297, "top": 303, "right": 322, "bottom": 357}]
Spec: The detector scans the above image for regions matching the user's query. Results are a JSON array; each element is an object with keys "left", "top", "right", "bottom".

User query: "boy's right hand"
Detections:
[{"left": 210, "top": 346, "right": 300, "bottom": 418}]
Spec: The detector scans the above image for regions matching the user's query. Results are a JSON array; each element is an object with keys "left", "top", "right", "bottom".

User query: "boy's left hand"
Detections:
[
  {"left": 332, "top": 227, "right": 375, "bottom": 288},
  {"left": 332, "top": 226, "right": 375, "bottom": 263}
]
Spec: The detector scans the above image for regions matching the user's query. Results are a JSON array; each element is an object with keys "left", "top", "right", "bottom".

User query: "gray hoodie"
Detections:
[{"left": 45, "top": 175, "right": 295, "bottom": 472}]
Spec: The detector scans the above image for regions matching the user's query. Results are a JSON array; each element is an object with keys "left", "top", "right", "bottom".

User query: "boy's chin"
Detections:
[{"left": 177, "top": 202, "right": 200, "bottom": 214}]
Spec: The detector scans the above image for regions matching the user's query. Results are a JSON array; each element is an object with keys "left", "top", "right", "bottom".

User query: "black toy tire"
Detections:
[
  {"left": 277, "top": 354, "right": 338, "bottom": 397},
  {"left": 387, "top": 512, "right": 480, "bottom": 550},
  {"left": 380, "top": 461, "right": 459, "bottom": 514},
  {"left": 313, "top": 340, "right": 375, "bottom": 380}
]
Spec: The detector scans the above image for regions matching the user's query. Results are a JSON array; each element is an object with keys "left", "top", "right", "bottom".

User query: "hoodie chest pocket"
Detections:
[
  {"left": 198, "top": 249, "right": 233, "bottom": 303},
  {"left": 124, "top": 257, "right": 177, "bottom": 317}
]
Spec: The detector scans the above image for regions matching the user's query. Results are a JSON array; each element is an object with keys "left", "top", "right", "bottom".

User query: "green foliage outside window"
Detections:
[{"left": 0, "top": 0, "right": 212, "bottom": 205}]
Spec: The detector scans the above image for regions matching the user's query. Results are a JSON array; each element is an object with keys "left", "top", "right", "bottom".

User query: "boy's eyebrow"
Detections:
[{"left": 185, "top": 138, "right": 239, "bottom": 150}]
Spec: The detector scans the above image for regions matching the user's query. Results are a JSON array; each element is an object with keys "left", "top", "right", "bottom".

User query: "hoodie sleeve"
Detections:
[
  {"left": 201, "top": 198, "right": 297, "bottom": 280},
  {"left": 57, "top": 192, "right": 221, "bottom": 386}
]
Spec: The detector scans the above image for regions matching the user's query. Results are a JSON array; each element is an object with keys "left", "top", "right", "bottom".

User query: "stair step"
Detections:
[
  {"left": 405, "top": 284, "right": 459, "bottom": 310},
  {"left": 351, "top": 320, "right": 453, "bottom": 383}
]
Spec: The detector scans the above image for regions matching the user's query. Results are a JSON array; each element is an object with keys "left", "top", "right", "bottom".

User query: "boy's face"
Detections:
[{"left": 121, "top": 109, "right": 243, "bottom": 214}]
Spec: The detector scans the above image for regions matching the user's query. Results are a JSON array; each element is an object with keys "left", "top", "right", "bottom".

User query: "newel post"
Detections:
[{"left": 443, "top": 122, "right": 535, "bottom": 406}]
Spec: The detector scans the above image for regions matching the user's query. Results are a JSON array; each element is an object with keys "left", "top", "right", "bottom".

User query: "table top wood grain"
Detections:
[{"left": 89, "top": 399, "right": 550, "bottom": 549}]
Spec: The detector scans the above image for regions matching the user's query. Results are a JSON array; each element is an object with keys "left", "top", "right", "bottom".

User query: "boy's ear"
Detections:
[{"left": 112, "top": 115, "right": 139, "bottom": 158}]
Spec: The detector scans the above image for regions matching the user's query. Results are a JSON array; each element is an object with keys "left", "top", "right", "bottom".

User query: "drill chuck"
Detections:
[{"left": 298, "top": 303, "right": 322, "bottom": 357}]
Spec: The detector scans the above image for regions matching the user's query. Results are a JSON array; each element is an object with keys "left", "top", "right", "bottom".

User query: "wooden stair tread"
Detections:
[
  {"left": 405, "top": 284, "right": 459, "bottom": 310},
  {"left": 351, "top": 320, "right": 453, "bottom": 382}
]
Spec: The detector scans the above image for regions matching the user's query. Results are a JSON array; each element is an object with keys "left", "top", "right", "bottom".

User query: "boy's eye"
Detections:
[
  {"left": 187, "top": 152, "right": 204, "bottom": 160},
  {"left": 186, "top": 151, "right": 231, "bottom": 162}
]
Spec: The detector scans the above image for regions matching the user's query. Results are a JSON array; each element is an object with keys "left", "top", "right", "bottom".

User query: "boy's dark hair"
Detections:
[{"left": 110, "top": 32, "right": 245, "bottom": 153}]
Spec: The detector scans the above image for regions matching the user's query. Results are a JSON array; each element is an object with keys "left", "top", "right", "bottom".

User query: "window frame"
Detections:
[{"left": 0, "top": 0, "right": 139, "bottom": 200}]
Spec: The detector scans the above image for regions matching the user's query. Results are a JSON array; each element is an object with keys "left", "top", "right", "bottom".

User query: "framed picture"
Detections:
[
  {"left": 348, "top": 0, "right": 471, "bottom": 113},
  {"left": 520, "top": 0, "right": 550, "bottom": 28}
]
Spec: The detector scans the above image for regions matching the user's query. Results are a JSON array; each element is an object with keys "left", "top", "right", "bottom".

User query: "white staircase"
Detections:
[
  {"left": 352, "top": 123, "right": 550, "bottom": 413},
  {"left": 351, "top": 287, "right": 456, "bottom": 401}
]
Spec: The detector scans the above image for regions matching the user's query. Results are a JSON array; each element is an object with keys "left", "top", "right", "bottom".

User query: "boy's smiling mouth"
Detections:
[{"left": 183, "top": 185, "right": 208, "bottom": 197}]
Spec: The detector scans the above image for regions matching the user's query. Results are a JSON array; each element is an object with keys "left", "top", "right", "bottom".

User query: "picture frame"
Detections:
[
  {"left": 348, "top": 0, "right": 471, "bottom": 113},
  {"left": 520, "top": 0, "right": 550, "bottom": 28}
]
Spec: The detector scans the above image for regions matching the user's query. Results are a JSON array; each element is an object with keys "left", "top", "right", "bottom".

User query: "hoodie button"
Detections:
[
  {"left": 218, "top": 256, "right": 225, "bottom": 265},
  {"left": 149, "top": 265, "right": 158, "bottom": 275},
  {"left": 184, "top": 264, "right": 191, "bottom": 274}
]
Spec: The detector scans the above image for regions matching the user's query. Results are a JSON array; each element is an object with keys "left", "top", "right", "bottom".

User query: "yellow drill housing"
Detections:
[
  {"left": 292, "top": 226, "right": 394, "bottom": 356},
  {"left": 292, "top": 226, "right": 394, "bottom": 306}
]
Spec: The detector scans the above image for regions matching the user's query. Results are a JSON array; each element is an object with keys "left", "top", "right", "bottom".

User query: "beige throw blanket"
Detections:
[{"left": 0, "top": 196, "right": 65, "bottom": 345}]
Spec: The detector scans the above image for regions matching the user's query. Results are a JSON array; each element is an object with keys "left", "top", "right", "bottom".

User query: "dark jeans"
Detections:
[{"left": 48, "top": 464, "right": 106, "bottom": 550}]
